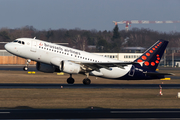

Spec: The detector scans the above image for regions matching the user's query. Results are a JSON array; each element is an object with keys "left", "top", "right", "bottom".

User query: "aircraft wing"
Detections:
[{"left": 71, "top": 61, "right": 138, "bottom": 71}]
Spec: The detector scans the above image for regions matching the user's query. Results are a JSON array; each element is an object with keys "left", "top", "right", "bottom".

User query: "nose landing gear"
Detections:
[{"left": 23, "top": 59, "right": 31, "bottom": 71}]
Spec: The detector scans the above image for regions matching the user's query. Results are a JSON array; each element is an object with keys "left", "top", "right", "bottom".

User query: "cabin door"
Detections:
[{"left": 31, "top": 40, "right": 37, "bottom": 52}]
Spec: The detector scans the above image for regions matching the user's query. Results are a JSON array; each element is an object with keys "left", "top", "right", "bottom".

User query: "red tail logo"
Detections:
[
  {"left": 39, "top": 42, "right": 43, "bottom": 46},
  {"left": 135, "top": 40, "right": 168, "bottom": 69}
]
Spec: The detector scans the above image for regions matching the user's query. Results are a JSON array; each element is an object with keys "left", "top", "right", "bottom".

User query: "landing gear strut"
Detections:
[
  {"left": 23, "top": 59, "right": 31, "bottom": 71},
  {"left": 67, "top": 74, "right": 75, "bottom": 84},
  {"left": 83, "top": 73, "right": 91, "bottom": 85}
]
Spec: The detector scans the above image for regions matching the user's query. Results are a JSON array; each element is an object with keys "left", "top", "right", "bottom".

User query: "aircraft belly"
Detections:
[
  {"left": 90, "top": 71, "right": 103, "bottom": 76},
  {"left": 100, "top": 67, "right": 130, "bottom": 78}
]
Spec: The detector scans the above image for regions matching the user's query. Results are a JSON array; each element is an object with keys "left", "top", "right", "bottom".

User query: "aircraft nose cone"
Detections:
[
  {"left": 4, "top": 43, "right": 11, "bottom": 52},
  {"left": 4, "top": 43, "right": 9, "bottom": 50}
]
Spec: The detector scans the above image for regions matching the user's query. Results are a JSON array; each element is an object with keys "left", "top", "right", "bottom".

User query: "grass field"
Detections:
[
  {"left": 0, "top": 67, "right": 180, "bottom": 109},
  {"left": 0, "top": 88, "right": 180, "bottom": 109}
]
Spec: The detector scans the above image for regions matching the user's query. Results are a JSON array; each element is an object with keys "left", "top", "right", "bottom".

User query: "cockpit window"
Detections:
[
  {"left": 13, "top": 40, "right": 18, "bottom": 42},
  {"left": 13, "top": 40, "right": 25, "bottom": 45}
]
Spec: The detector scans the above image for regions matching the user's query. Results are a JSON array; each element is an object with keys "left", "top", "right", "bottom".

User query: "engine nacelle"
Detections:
[
  {"left": 60, "top": 61, "right": 81, "bottom": 74},
  {"left": 36, "top": 62, "right": 55, "bottom": 73}
]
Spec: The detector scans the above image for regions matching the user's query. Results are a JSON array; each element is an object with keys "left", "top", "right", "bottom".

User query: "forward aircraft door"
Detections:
[{"left": 31, "top": 40, "right": 37, "bottom": 52}]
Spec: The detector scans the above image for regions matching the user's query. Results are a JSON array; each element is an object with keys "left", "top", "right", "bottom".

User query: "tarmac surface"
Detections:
[
  {"left": 0, "top": 65, "right": 37, "bottom": 71},
  {"left": 0, "top": 108, "right": 180, "bottom": 119},
  {"left": 0, "top": 83, "right": 180, "bottom": 89}
]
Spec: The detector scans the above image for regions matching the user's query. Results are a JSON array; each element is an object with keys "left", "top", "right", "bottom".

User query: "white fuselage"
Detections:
[{"left": 5, "top": 38, "right": 132, "bottom": 78}]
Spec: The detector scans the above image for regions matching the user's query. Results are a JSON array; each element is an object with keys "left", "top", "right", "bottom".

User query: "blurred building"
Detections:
[
  {"left": 121, "top": 47, "right": 146, "bottom": 53},
  {"left": 0, "top": 50, "right": 36, "bottom": 65}
]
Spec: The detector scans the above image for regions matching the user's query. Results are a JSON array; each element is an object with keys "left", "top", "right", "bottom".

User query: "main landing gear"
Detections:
[
  {"left": 83, "top": 78, "right": 91, "bottom": 85},
  {"left": 23, "top": 59, "right": 31, "bottom": 71},
  {"left": 67, "top": 74, "right": 75, "bottom": 84},
  {"left": 83, "top": 73, "right": 91, "bottom": 85},
  {"left": 66, "top": 73, "right": 91, "bottom": 85}
]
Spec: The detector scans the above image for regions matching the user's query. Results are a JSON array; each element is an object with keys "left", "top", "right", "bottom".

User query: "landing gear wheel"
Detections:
[
  {"left": 83, "top": 78, "right": 91, "bottom": 85},
  {"left": 67, "top": 77, "right": 75, "bottom": 84},
  {"left": 23, "top": 59, "right": 31, "bottom": 71},
  {"left": 23, "top": 66, "right": 28, "bottom": 71}
]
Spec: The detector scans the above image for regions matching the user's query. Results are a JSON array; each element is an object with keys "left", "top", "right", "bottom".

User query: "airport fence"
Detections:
[{"left": 0, "top": 50, "right": 36, "bottom": 65}]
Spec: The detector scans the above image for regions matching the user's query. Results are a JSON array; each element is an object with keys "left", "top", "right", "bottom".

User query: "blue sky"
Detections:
[{"left": 0, "top": 0, "right": 180, "bottom": 32}]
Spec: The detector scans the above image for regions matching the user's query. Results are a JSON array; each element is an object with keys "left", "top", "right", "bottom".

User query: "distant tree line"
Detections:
[{"left": 0, "top": 25, "right": 180, "bottom": 55}]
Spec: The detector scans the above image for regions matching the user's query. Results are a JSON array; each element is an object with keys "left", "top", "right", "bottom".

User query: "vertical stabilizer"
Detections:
[{"left": 134, "top": 39, "right": 168, "bottom": 71}]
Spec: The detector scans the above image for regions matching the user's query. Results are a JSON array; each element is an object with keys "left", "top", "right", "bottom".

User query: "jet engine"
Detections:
[
  {"left": 36, "top": 62, "right": 55, "bottom": 73},
  {"left": 60, "top": 60, "right": 81, "bottom": 74}
]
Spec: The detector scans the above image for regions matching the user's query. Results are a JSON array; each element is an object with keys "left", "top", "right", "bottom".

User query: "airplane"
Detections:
[{"left": 4, "top": 38, "right": 173, "bottom": 85}]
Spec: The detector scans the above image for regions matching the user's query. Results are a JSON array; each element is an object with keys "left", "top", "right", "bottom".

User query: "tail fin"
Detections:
[{"left": 134, "top": 39, "right": 168, "bottom": 71}]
